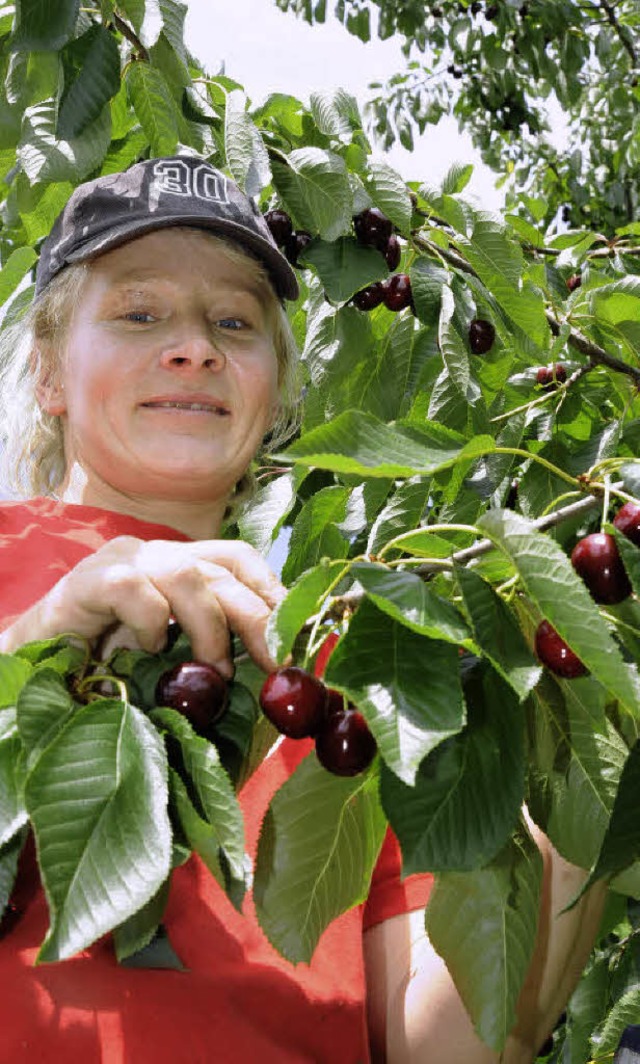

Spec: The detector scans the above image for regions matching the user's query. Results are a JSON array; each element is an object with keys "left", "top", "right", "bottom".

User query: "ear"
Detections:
[{"left": 33, "top": 346, "right": 66, "bottom": 416}]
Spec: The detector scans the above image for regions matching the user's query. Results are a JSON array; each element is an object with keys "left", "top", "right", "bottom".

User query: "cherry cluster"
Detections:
[
  {"left": 536, "top": 363, "right": 567, "bottom": 390},
  {"left": 534, "top": 501, "right": 640, "bottom": 678},
  {"left": 350, "top": 207, "right": 412, "bottom": 314},
  {"left": 259, "top": 662, "right": 377, "bottom": 777},
  {"left": 264, "top": 209, "right": 312, "bottom": 269}
]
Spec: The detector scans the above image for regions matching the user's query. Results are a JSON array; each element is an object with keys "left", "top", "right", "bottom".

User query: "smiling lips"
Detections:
[{"left": 141, "top": 396, "right": 230, "bottom": 415}]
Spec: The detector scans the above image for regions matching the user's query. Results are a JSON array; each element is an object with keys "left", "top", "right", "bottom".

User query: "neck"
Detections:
[{"left": 58, "top": 465, "right": 228, "bottom": 540}]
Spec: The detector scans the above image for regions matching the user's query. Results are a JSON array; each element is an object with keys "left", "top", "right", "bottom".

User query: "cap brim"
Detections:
[{"left": 64, "top": 213, "right": 300, "bottom": 301}]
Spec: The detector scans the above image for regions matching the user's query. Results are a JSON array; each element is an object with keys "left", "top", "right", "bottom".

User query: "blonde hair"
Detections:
[{"left": 0, "top": 231, "right": 301, "bottom": 520}]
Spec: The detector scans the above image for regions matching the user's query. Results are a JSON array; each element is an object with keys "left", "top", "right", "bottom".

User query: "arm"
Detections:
[{"left": 364, "top": 825, "right": 607, "bottom": 1063}]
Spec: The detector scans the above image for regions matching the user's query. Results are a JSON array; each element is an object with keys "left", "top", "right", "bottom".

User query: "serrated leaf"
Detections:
[
  {"left": 271, "top": 147, "right": 351, "bottom": 241},
  {"left": 119, "top": 921, "right": 186, "bottom": 970},
  {"left": 366, "top": 478, "right": 429, "bottom": 556},
  {"left": 309, "top": 87, "right": 360, "bottom": 137},
  {"left": 614, "top": 529, "right": 640, "bottom": 597},
  {"left": 620, "top": 463, "right": 640, "bottom": 496},
  {"left": 364, "top": 158, "right": 412, "bottom": 233},
  {"left": 438, "top": 283, "right": 470, "bottom": 395},
  {"left": 12, "top": 0, "right": 79, "bottom": 50},
  {"left": 351, "top": 562, "right": 472, "bottom": 646},
  {"left": 0, "top": 246, "right": 37, "bottom": 305},
  {"left": 579, "top": 739, "right": 640, "bottom": 894},
  {"left": 125, "top": 61, "right": 179, "bottom": 155},
  {"left": 410, "top": 257, "right": 447, "bottom": 327},
  {"left": 150, "top": 707, "right": 245, "bottom": 883},
  {"left": 28, "top": 698, "right": 171, "bottom": 962},
  {"left": 280, "top": 409, "right": 493, "bottom": 479},
  {"left": 0, "top": 735, "right": 27, "bottom": 847},
  {"left": 0, "top": 653, "right": 32, "bottom": 708},
  {"left": 57, "top": 25, "right": 121, "bottom": 140},
  {"left": 0, "top": 829, "right": 26, "bottom": 917},
  {"left": 326, "top": 599, "right": 465, "bottom": 785},
  {"left": 238, "top": 470, "right": 305, "bottom": 555},
  {"left": 224, "top": 90, "right": 270, "bottom": 197},
  {"left": 17, "top": 668, "right": 76, "bottom": 770},
  {"left": 441, "top": 162, "right": 473, "bottom": 195},
  {"left": 381, "top": 664, "right": 524, "bottom": 872},
  {"left": 425, "top": 826, "right": 543, "bottom": 1052},
  {"left": 456, "top": 566, "right": 540, "bottom": 699},
  {"left": 113, "top": 877, "right": 171, "bottom": 962},
  {"left": 479, "top": 509, "right": 640, "bottom": 713},
  {"left": 282, "top": 485, "right": 349, "bottom": 585},
  {"left": 300, "top": 237, "right": 388, "bottom": 303},
  {"left": 253, "top": 751, "right": 386, "bottom": 963},
  {"left": 593, "top": 985, "right": 640, "bottom": 1055},
  {"left": 20, "top": 95, "right": 112, "bottom": 184},
  {"left": 266, "top": 560, "right": 346, "bottom": 664}
]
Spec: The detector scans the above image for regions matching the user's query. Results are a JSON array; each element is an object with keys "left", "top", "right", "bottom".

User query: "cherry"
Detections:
[
  {"left": 155, "top": 661, "right": 228, "bottom": 736},
  {"left": 259, "top": 666, "right": 327, "bottom": 739},
  {"left": 613, "top": 501, "right": 640, "bottom": 548},
  {"left": 566, "top": 273, "right": 582, "bottom": 292},
  {"left": 264, "top": 209, "right": 293, "bottom": 248},
  {"left": 382, "top": 273, "right": 413, "bottom": 312},
  {"left": 536, "top": 363, "right": 567, "bottom": 390},
  {"left": 505, "top": 479, "right": 519, "bottom": 509},
  {"left": 570, "top": 532, "right": 631, "bottom": 605},
  {"left": 315, "top": 706, "right": 377, "bottom": 776},
  {"left": 284, "top": 230, "right": 312, "bottom": 268},
  {"left": 353, "top": 207, "right": 393, "bottom": 252},
  {"left": 352, "top": 283, "right": 385, "bottom": 311},
  {"left": 469, "top": 318, "right": 496, "bottom": 354},
  {"left": 534, "top": 620, "right": 587, "bottom": 679},
  {"left": 384, "top": 233, "right": 401, "bottom": 271},
  {"left": 485, "top": 2, "right": 499, "bottom": 18}
]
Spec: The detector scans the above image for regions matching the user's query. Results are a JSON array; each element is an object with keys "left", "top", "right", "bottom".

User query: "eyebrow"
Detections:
[{"left": 104, "top": 272, "right": 268, "bottom": 304}]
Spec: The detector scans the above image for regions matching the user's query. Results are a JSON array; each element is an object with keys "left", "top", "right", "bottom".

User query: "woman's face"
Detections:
[{"left": 47, "top": 229, "right": 280, "bottom": 504}]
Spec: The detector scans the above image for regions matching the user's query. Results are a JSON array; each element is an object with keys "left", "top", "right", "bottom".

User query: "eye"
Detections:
[
  {"left": 122, "top": 310, "right": 155, "bottom": 324},
  {"left": 216, "top": 317, "right": 245, "bottom": 330}
]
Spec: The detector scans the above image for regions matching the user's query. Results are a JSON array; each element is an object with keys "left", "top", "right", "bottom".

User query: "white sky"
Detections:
[{"left": 184, "top": 0, "right": 505, "bottom": 211}]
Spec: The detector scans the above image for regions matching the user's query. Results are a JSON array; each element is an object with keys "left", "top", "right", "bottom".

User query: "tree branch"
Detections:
[
  {"left": 599, "top": 0, "right": 637, "bottom": 65},
  {"left": 111, "top": 12, "right": 149, "bottom": 60}
]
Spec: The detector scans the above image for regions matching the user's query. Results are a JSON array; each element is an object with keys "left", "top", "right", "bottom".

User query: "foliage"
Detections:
[
  {"left": 275, "top": 0, "right": 640, "bottom": 234},
  {"left": 1, "top": 0, "right": 640, "bottom": 1055}
]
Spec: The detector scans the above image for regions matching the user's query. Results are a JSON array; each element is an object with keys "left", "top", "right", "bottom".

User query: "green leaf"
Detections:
[
  {"left": 266, "top": 559, "right": 347, "bottom": 664},
  {"left": 381, "top": 664, "right": 524, "bottom": 872},
  {"left": 27, "top": 698, "right": 171, "bottom": 962},
  {"left": 125, "top": 60, "right": 180, "bottom": 155},
  {"left": 271, "top": 147, "right": 352, "bottom": 242},
  {"left": 12, "top": 0, "right": 79, "bottom": 51},
  {"left": 479, "top": 509, "right": 640, "bottom": 714},
  {"left": 237, "top": 470, "right": 304, "bottom": 555},
  {"left": 425, "top": 826, "right": 543, "bottom": 1053},
  {"left": 0, "top": 829, "right": 26, "bottom": 917},
  {"left": 17, "top": 668, "right": 76, "bottom": 770},
  {"left": 590, "top": 277, "right": 640, "bottom": 326},
  {"left": 364, "top": 158, "right": 412, "bottom": 233},
  {"left": 57, "top": 25, "right": 121, "bottom": 140},
  {"left": 309, "top": 87, "right": 361, "bottom": 137},
  {"left": 351, "top": 562, "right": 472, "bottom": 646},
  {"left": 280, "top": 409, "right": 494, "bottom": 479},
  {"left": 579, "top": 739, "right": 640, "bottom": 893},
  {"left": 300, "top": 237, "right": 388, "bottom": 303},
  {"left": 614, "top": 528, "right": 640, "bottom": 597},
  {"left": 224, "top": 91, "right": 271, "bottom": 197},
  {"left": 20, "top": 94, "right": 112, "bottom": 184},
  {"left": 281, "top": 485, "right": 349, "bottom": 585},
  {"left": 0, "top": 653, "right": 32, "bottom": 708},
  {"left": 118, "top": 921, "right": 186, "bottom": 971},
  {"left": 366, "top": 478, "right": 429, "bottom": 556},
  {"left": 441, "top": 162, "right": 473, "bottom": 194},
  {"left": 438, "top": 283, "right": 470, "bottom": 395},
  {"left": 0, "top": 246, "right": 37, "bottom": 305},
  {"left": 410, "top": 257, "right": 447, "bottom": 327},
  {"left": 594, "top": 985, "right": 640, "bottom": 1055},
  {"left": 326, "top": 599, "right": 465, "bottom": 785},
  {"left": 113, "top": 877, "right": 172, "bottom": 963},
  {"left": 456, "top": 566, "right": 540, "bottom": 700},
  {"left": 254, "top": 751, "right": 386, "bottom": 963},
  {"left": 0, "top": 734, "right": 27, "bottom": 847},
  {"left": 150, "top": 707, "right": 245, "bottom": 884}
]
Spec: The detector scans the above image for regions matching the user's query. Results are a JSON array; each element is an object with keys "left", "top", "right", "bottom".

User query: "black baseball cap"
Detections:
[{"left": 35, "top": 156, "right": 299, "bottom": 301}]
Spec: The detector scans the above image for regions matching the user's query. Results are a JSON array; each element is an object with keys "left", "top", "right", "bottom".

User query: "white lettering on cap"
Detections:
[{"left": 152, "top": 160, "right": 229, "bottom": 203}]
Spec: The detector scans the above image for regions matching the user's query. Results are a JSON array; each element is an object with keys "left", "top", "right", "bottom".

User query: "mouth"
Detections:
[{"left": 141, "top": 398, "right": 230, "bottom": 415}]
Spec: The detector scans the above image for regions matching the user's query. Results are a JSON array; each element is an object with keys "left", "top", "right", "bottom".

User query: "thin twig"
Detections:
[{"left": 112, "top": 12, "right": 149, "bottom": 60}]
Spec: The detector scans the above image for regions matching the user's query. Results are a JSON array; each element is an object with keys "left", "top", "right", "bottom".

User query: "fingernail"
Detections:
[{"left": 214, "top": 659, "right": 235, "bottom": 680}]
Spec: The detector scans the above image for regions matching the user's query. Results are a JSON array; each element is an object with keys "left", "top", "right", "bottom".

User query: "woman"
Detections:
[{"left": 0, "top": 155, "right": 604, "bottom": 1062}]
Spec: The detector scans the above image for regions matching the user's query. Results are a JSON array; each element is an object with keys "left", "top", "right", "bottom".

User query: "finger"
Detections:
[
  {"left": 188, "top": 541, "right": 287, "bottom": 608},
  {"left": 78, "top": 564, "right": 172, "bottom": 654},
  {"left": 163, "top": 562, "right": 277, "bottom": 674}
]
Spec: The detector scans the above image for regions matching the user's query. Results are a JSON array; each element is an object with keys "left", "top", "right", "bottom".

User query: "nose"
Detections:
[{"left": 159, "top": 326, "right": 225, "bottom": 372}]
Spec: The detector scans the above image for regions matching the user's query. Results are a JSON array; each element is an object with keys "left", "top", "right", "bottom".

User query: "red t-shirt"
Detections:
[{"left": 0, "top": 499, "right": 432, "bottom": 1063}]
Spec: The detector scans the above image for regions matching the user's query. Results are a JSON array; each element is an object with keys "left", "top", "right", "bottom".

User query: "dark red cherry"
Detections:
[
  {"left": 534, "top": 620, "right": 587, "bottom": 679},
  {"left": 353, "top": 207, "right": 393, "bottom": 252},
  {"left": 284, "top": 230, "right": 312, "bottom": 268},
  {"left": 352, "top": 283, "right": 385, "bottom": 311},
  {"left": 382, "top": 273, "right": 413, "bottom": 312},
  {"left": 566, "top": 273, "right": 582, "bottom": 292},
  {"left": 469, "top": 318, "right": 495, "bottom": 354},
  {"left": 155, "top": 661, "right": 228, "bottom": 735},
  {"left": 315, "top": 707, "right": 377, "bottom": 776},
  {"left": 614, "top": 501, "right": 640, "bottom": 548},
  {"left": 384, "top": 233, "right": 401, "bottom": 271},
  {"left": 536, "top": 363, "right": 567, "bottom": 390},
  {"left": 570, "top": 532, "right": 631, "bottom": 605},
  {"left": 264, "top": 209, "right": 293, "bottom": 247},
  {"left": 259, "top": 666, "right": 327, "bottom": 738}
]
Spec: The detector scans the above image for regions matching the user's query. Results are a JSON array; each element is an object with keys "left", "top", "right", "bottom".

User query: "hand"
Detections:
[{"left": 0, "top": 536, "right": 286, "bottom": 676}]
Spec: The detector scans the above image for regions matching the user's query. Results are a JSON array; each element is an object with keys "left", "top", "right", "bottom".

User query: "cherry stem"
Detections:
[
  {"left": 76, "top": 674, "right": 129, "bottom": 703},
  {"left": 601, "top": 474, "right": 611, "bottom": 531},
  {"left": 493, "top": 448, "right": 581, "bottom": 488}
]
